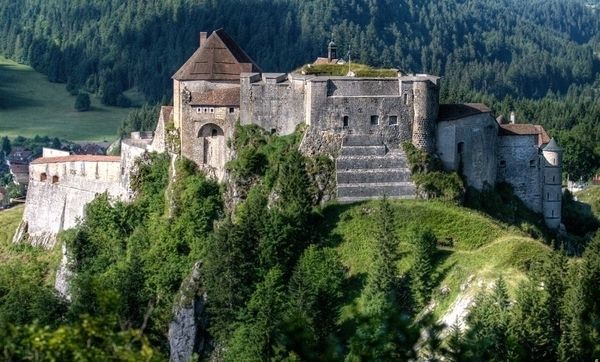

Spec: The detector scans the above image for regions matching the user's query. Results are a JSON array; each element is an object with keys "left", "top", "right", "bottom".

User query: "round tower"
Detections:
[
  {"left": 411, "top": 79, "right": 439, "bottom": 154},
  {"left": 542, "top": 138, "right": 563, "bottom": 229}
]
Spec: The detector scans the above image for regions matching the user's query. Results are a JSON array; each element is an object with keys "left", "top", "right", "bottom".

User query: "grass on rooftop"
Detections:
[{"left": 301, "top": 62, "right": 398, "bottom": 77}]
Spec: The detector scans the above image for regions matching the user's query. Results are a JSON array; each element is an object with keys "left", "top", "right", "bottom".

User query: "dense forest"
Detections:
[{"left": 1, "top": 0, "right": 599, "bottom": 179}]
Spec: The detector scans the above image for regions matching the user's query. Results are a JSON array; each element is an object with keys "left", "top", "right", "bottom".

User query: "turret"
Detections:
[
  {"left": 411, "top": 78, "right": 440, "bottom": 154},
  {"left": 328, "top": 40, "right": 337, "bottom": 61},
  {"left": 542, "top": 138, "right": 563, "bottom": 229}
]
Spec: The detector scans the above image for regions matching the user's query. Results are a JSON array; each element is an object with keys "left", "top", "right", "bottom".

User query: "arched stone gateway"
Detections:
[{"left": 198, "top": 123, "right": 225, "bottom": 176}]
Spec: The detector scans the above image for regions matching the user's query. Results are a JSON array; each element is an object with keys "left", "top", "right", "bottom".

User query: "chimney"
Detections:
[
  {"left": 510, "top": 111, "right": 516, "bottom": 124},
  {"left": 199, "top": 32, "right": 207, "bottom": 47}
]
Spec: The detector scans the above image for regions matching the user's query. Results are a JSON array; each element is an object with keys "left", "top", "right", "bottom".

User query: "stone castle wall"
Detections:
[
  {"left": 436, "top": 113, "right": 498, "bottom": 190},
  {"left": 496, "top": 135, "right": 543, "bottom": 212},
  {"left": 25, "top": 158, "right": 126, "bottom": 247},
  {"left": 240, "top": 73, "right": 305, "bottom": 135}
]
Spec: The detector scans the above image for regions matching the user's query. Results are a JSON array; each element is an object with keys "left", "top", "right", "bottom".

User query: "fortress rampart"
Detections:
[{"left": 23, "top": 155, "right": 125, "bottom": 247}]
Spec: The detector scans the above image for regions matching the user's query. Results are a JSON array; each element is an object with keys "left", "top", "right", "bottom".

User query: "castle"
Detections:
[
  {"left": 17, "top": 29, "right": 563, "bottom": 247},
  {"left": 155, "top": 29, "right": 562, "bottom": 228}
]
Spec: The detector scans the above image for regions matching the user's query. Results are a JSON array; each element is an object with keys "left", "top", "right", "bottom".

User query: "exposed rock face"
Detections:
[
  {"left": 169, "top": 261, "right": 208, "bottom": 362},
  {"left": 54, "top": 242, "right": 72, "bottom": 301}
]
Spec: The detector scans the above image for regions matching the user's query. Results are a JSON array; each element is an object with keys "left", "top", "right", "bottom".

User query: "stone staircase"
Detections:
[{"left": 336, "top": 134, "right": 416, "bottom": 202}]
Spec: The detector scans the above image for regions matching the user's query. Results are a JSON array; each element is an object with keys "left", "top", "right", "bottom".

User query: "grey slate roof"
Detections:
[{"left": 543, "top": 138, "right": 563, "bottom": 152}]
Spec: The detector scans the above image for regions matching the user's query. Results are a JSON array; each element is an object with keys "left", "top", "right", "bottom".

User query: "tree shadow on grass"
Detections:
[
  {"left": 431, "top": 249, "right": 456, "bottom": 290},
  {"left": 317, "top": 201, "right": 369, "bottom": 248},
  {"left": 0, "top": 88, "right": 42, "bottom": 109}
]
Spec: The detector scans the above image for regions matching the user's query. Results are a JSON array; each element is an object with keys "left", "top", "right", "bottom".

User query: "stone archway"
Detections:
[{"left": 198, "top": 123, "right": 225, "bottom": 174}]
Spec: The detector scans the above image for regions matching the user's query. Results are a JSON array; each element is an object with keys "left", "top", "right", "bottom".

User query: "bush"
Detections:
[
  {"left": 74, "top": 92, "right": 91, "bottom": 111},
  {"left": 402, "top": 142, "right": 464, "bottom": 202}
]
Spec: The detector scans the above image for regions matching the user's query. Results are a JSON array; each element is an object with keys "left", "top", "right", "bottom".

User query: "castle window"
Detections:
[
  {"left": 500, "top": 160, "right": 506, "bottom": 168},
  {"left": 229, "top": 107, "right": 235, "bottom": 113},
  {"left": 40, "top": 173, "right": 47, "bottom": 182},
  {"left": 457, "top": 142, "right": 465, "bottom": 155},
  {"left": 547, "top": 192, "right": 550, "bottom": 200},
  {"left": 203, "top": 107, "right": 208, "bottom": 113},
  {"left": 196, "top": 108, "right": 202, "bottom": 113},
  {"left": 530, "top": 159, "right": 536, "bottom": 168},
  {"left": 342, "top": 116, "right": 349, "bottom": 128},
  {"left": 552, "top": 210, "right": 555, "bottom": 217},
  {"left": 389, "top": 116, "right": 398, "bottom": 125},
  {"left": 370, "top": 115, "right": 379, "bottom": 126},
  {"left": 404, "top": 93, "right": 408, "bottom": 105},
  {"left": 52, "top": 175, "right": 59, "bottom": 184},
  {"left": 209, "top": 108, "right": 214, "bottom": 113}
]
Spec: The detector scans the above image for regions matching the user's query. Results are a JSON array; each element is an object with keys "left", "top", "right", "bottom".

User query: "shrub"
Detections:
[{"left": 74, "top": 92, "right": 91, "bottom": 111}]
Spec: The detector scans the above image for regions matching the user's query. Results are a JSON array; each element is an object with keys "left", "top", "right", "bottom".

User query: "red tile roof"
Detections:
[
  {"left": 172, "top": 29, "right": 262, "bottom": 81},
  {"left": 190, "top": 87, "right": 240, "bottom": 107},
  {"left": 31, "top": 155, "right": 121, "bottom": 165},
  {"left": 499, "top": 124, "right": 550, "bottom": 146},
  {"left": 438, "top": 103, "right": 491, "bottom": 121}
]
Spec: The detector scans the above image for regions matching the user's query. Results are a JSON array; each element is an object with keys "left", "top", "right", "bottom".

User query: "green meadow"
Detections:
[
  {"left": 321, "top": 200, "right": 552, "bottom": 319},
  {"left": 0, "top": 56, "right": 133, "bottom": 142}
]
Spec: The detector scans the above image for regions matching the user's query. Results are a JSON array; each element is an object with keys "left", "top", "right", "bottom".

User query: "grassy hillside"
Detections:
[
  {"left": 577, "top": 185, "right": 600, "bottom": 218},
  {"left": 321, "top": 200, "right": 552, "bottom": 319},
  {"left": 0, "top": 204, "right": 22, "bottom": 245},
  {"left": 0, "top": 205, "right": 61, "bottom": 285},
  {"left": 0, "top": 56, "right": 131, "bottom": 142}
]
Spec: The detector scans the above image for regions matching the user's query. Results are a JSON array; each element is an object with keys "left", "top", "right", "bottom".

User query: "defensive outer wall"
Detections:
[{"left": 14, "top": 135, "right": 152, "bottom": 248}]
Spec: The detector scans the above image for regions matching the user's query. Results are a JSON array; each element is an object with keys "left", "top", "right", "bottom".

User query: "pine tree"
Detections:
[
  {"left": 1, "top": 136, "right": 11, "bottom": 155},
  {"left": 202, "top": 218, "right": 258, "bottom": 340},
  {"left": 365, "top": 196, "right": 400, "bottom": 300},
  {"left": 410, "top": 227, "right": 437, "bottom": 310},
  {"left": 464, "top": 278, "right": 511, "bottom": 361},
  {"left": 558, "top": 269, "right": 586, "bottom": 362},
  {"left": 510, "top": 279, "right": 555, "bottom": 361},
  {"left": 74, "top": 92, "right": 91, "bottom": 111},
  {"left": 226, "top": 268, "right": 287, "bottom": 361}
]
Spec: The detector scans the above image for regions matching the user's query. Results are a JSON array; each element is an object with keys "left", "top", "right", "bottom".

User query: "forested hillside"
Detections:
[
  {"left": 1, "top": 0, "right": 598, "bottom": 101},
  {"left": 1, "top": 0, "right": 599, "bottom": 179}
]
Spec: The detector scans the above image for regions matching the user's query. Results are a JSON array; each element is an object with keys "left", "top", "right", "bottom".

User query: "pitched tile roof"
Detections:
[
  {"left": 172, "top": 29, "right": 262, "bottom": 81},
  {"left": 31, "top": 155, "right": 121, "bottom": 165},
  {"left": 499, "top": 124, "right": 550, "bottom": 146},
  {"left": 438, "top": 103, "right": 491, "bottom": 122},
  {"left": 190, "top": 87, "right": 240, "bottom": 107}
]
